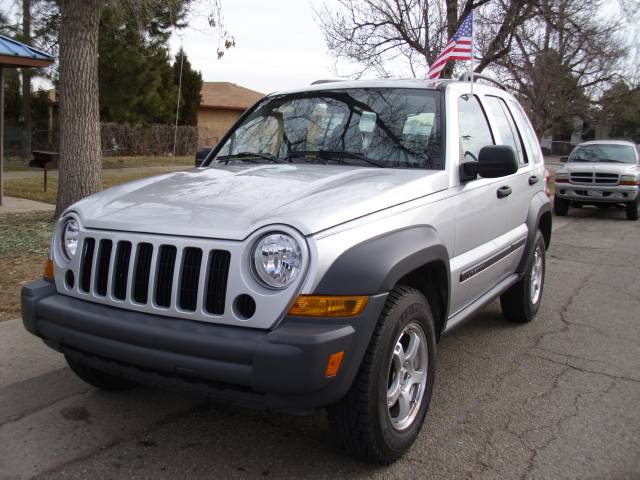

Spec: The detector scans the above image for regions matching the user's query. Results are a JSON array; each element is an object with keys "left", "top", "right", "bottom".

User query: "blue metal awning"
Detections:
[
  {"left": 0, "top": 35, "right": 54, "bottom": 205},
  {"left": 0, "top": 34, "right": 54, "bottom": 68}
]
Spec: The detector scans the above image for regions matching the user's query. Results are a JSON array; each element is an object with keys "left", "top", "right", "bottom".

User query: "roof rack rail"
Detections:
[
  {"left": 458, "top": 73, "right": 507, "bottom": 91},
  {"left": 311, "top": 79, "right": 342, "bottom": 85}
]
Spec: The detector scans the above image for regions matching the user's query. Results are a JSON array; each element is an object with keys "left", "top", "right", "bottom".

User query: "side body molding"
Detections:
[
  {"left": 517, "top": 190, "right": 552, "bottom": 273},
  {"left": 314, "top": 225, "right": 450, "bottom": 301}
]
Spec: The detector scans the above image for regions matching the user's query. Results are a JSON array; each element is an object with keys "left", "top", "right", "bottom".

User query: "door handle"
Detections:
[
  {"left": 497, "top": 186, "right": 512, "bottom": 198},
  {"left": 529, "top": 175, "right": 539, "bottom": 185}
]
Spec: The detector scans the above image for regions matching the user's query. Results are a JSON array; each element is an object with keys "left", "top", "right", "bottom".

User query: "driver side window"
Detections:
[
  {"left": 218, "top": 115, "right": 280, "bottom": 157},
  {"left": 458, "top": 95, "right": 494, "bottom": 161}
]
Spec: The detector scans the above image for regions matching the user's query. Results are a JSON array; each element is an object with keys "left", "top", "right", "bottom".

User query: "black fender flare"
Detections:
[
  {"left": 314, "top": 225, "right": 450, "bottom": 301},
  {"left": 517, "top": 191, "right": 552, "bottom": 273}
]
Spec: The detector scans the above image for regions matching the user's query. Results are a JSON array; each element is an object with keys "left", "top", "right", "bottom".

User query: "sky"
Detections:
[
  {"left": 168, "top": 0, "right": 348, "bottom": 94},
  {"left": 1, "top": 0, "right": 638, "bottom": 91}
]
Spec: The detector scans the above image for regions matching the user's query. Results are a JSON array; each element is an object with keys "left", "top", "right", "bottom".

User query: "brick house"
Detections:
[{"left": 197, "top": 82, "right": 264, "bottom": 147}]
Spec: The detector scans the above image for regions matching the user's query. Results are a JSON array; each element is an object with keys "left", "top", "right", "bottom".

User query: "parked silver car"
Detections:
[
  {"left": 554, "top": 140, "right": 640, "bottom": 220},
  {"left": 22, "top": 79, "right": 551, "bottom": 464}
]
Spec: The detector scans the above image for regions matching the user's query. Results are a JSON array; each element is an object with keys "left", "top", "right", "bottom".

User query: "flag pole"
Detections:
[{"left": 470, "top": 11, "right": 474, "bottom": 96}]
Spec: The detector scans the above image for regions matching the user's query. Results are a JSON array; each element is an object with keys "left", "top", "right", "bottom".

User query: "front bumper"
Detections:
[
  {"left": 22, "top": 279, "right": 386, "bottom": 410},
  {"left": 555, "top": 184, "right": 638, "bottom": 203}
]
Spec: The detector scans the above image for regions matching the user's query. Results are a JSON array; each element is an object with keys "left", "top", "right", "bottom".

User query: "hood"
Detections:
[
  {"left": 72, "top": 164, "right": 448, "bottom": 240},
  {"left": 560, "top": 162, "right": 638, "bottom": 176}
]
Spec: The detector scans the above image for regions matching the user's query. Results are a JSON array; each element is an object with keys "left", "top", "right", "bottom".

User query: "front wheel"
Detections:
[
  {"left": 327, "top": 286, "right": 436, "bottom": 464},
  {"left": 553, "top": 195, "right": 569, "bottom": 216},
  {"left": 500, "top": 230, "right": 546, "bottom": 323},
  {"left": 626, "top": 197, "right": 639, "bottom": 221}
]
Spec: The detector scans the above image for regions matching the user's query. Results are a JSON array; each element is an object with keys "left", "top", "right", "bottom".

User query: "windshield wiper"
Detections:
[
  {"left": 216, "top": 152, "right": 284, "bottom": 164},
  {"left": 288, "top": 150, "right": 386, "bottom": 168}
]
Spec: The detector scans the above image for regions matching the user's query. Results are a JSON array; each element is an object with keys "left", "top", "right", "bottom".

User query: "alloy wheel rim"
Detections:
[
  {"left": 530, "top": 247, "right": 543, "bottom": 304},
  {"left": 386, "top": 322, "right": 428, "bottom": 431}
]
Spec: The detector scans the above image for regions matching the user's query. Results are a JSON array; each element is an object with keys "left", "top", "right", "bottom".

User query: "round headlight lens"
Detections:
[
  {"left": 252, "top": 233, "right": 303, "bottom": 289},
  {"left": 62, "top": 218, "right": 79, "bottom": 259}
]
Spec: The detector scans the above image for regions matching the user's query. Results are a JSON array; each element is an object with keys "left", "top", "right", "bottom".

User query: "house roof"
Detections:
[
  {"left": 0, "top": 34, "right": 54, "bottom": 68},
  {"left": 200, "top": 82, "right": 264, "bottom": 110}
]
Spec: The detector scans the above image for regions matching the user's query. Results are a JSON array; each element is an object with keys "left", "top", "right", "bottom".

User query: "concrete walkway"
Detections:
[{"left": 0, "top": 196, "right": 55, "bottom": 214}]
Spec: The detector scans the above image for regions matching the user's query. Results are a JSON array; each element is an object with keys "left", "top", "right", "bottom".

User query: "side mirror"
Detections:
[
  {"left": 560, "top": 156, "right": 569, "bottom": 163},
  {"left": 195, "top": 146, "right": 213, "bottom": 167},
  {"left": 460, "top": 145, "right": 518, "bottom": 181}
]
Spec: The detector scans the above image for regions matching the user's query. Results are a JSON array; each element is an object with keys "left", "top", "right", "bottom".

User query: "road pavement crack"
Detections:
[{"left": 530, "top": 353, "right": 640, "bottom": 384}]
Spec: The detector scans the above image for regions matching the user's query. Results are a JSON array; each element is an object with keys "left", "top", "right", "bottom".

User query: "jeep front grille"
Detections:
[
  {"left": 57, "top": 227, "right": 306, "bottom": 329},
  {"left": 570, "top": 172, "right": 619, "bottom": 185},
  {"left": 205, "top": 249, "right": 230, "bottom": 315},
  {"left": 78, "top": 237, "right": 230, "bottom": 314}
]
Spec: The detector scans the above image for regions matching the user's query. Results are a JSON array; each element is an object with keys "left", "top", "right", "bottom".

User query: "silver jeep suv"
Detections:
[
  {"left": 22, "top": 79, "right": 551, "bottom": 464},
  {"left": 554, "top": 140, "right": 640, "bottom": 220}
]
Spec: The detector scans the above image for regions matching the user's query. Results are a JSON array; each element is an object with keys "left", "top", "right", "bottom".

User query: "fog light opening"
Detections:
[{"left": 234, "top": 294, "right": 256, "bottom": 320}]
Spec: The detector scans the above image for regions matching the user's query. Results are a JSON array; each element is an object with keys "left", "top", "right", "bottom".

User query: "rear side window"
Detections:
[
  {"left": 508, "top": 100, "right": 542, "bottom": 164},
  {"left": 458, "top": 95, "right": 494, "bottom": 161},
  {"left": 485, "top": 96, "right": 526, "bottom": 164}
]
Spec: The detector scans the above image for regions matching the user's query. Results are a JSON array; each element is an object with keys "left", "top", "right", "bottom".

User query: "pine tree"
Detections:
[{"left": 173, "top": 48, "right": 202, "bottom": 126}]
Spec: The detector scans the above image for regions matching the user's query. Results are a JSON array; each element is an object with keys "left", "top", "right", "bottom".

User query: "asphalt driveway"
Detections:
[{"left": 1, "top": 207, "right": 639, "bottom": 479}]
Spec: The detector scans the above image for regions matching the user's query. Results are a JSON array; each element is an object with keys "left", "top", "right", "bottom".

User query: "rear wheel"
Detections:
[
  {"left": 626, "top": 197, "right": 639, "bottom": 221},
  {"left": 328, "top": 286, "right": 436, "bottom": 465},
  {"left": 65, "top": 356, "right": 137, "bottom": 391},
  {"left": 553, "top": 196, "right": 569, "bottom": 216},
  {"left": 500, "top": 230, "right": 546, "bottom": 323}
]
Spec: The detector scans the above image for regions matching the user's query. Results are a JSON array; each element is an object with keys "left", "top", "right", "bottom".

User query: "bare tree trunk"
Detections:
[
  {"left": 20, "top": 0, "right": 31, "bottom": 160},
  {"left": 55, "top": 0, "right": 104, "bottom": 217},
  {"left": 443, "top": 0, "right": 458, "bottom": 78}
]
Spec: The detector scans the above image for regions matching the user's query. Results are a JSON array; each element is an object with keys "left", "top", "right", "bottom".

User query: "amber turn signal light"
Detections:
[
  {"left": 325, "top": 351, "right": 345, "bottom": 378},
  {"left": 44, "top": 258, "right": 54, "bottom": 280},
  {"left": 287, "top": 295, "right": 368, "bottom": 317}
]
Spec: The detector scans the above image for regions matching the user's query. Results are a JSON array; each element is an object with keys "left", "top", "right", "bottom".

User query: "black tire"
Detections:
[
  {"left": 65, "top": 356, "right": 137, "bottom": 391},
  {"left": 327, "top": 286, "right": 437, "bottom": 465},
  {"left": 500, "top": 230, "right": 546, "bottom": 323},
  {"left": 626, "top": 197, "right": 639, "bottom": 221},
  {"left": 553, "top": 195, "right": 569, "bottom": 216}
]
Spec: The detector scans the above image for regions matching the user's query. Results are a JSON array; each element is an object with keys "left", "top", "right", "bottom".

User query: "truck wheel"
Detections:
[
  {"left": 65, "top": 356, "right": 137, "bottom": 391},
  {"left": 327, "top": 286, "right": 436, "bottom": 464},
  {"left": 553, "top": 196, "right": 569, "bottom": 216},
  {"left": 626, "top": 197, "right": 639, "bottom": 221},
  {"left": 500, "top": 230, "right": 546, "bottom": 323}
]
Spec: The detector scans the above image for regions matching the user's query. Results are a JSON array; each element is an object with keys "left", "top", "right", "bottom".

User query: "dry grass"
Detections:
[
  {"left": 4, "top": 167, "right": 185, "bottom": 204},
  {"left": 0, "top": 212, "right": 55, "bottom": 320}
]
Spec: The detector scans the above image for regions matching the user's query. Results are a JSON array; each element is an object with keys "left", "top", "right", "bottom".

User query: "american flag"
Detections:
[{"left": 428, "top": 11, "right": 473, "bottom": 79}]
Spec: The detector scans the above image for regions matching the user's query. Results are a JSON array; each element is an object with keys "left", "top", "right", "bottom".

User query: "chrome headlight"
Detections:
[
  {"left": 252, "top": 233, "right": 303, "bottom": 289},
  {"left": 62, "top": 218, "right": 79, "bottom": 259}
]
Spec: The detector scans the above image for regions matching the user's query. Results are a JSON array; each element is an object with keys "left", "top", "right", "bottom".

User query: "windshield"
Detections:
[
  {"left": 568, "top": 144, "right": 637, "bottom": 164},
  {"left": 212, "top": 88, "right": 443, "bottom": 169}
]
